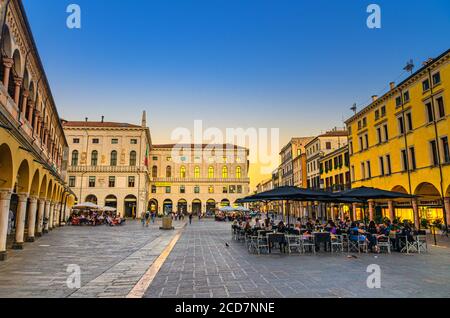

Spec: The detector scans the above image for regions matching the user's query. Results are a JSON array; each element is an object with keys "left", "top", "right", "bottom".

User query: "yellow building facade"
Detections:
[{"left": 346, "top": 49, "right": 450, "bottom": 228}]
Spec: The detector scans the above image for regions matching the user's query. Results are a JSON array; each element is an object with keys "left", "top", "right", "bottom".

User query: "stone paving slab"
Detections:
[
  {"left": 0, "top": 220, "right": 184, "bottom": 298},
  {"left": 144, "top": 219, "right": 450, "bottom": 298}
]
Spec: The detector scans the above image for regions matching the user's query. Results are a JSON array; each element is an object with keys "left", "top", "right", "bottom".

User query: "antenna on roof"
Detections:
[
  {"left": 403, "top": 59, "right": 414, "bottom": 74},
  {"left": 350, "top": 103, "right": 357, "bottom": 115}
]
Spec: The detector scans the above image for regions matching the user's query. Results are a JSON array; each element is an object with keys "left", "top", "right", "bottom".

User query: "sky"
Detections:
[{"left": 22, "top": 0, "right": 450, "bottom": 188}]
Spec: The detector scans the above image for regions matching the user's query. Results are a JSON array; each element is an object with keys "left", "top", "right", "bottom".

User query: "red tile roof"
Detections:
[{"left": 62, "top": 121, "right": 141, "bottom": 128}]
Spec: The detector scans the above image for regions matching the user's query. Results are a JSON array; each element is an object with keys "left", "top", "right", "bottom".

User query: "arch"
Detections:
[
  {"left": 222, "top": 166, "right": 228, "bottom": 178},
  {"left": 152, "top": 165, "right": 158, "bottom": 178},
  {"left": 0, "top": 143, "right": 14, "bottom": 190},
  {"left": 22, "top": 69, "right": 30, "bottom": 90},
  {"left": 166, "top": 166, "right": 172, "bottom": 178},
  {"left": 392, "top": 185, "right": 408, "bottom": 194},
  {"left": 192, "top": 199, "right": 202, "bottom": 215},
  {"left": 29, "top": 169, "right": 40, "bottom": 197},
  {"left": 236, "top": 166, "right": 242, "bottom": 179},
  {"left": 85, "top": 194, "right": 98, "bottom": 204},
  {"left": 208, "top": 166, "right": 214, "bottom": 178},
  {"left": 148, "top": 199, "right": 158, "bottom": 213},
  {"left": 12, "top": 49, "right": 22, "bottom": 77},
  {"left": 220, "top": 199, "right": 230, "bottom": 207},
  {"left": 129, "top": 151, "right": 137, "bottom": 166},
  {"left": 71, "top": 150, "right": 79, "bottom": 166},
  {"left": 110, "top": 150, "right": 118, "bottom": 166},
  {"left": 39, "top": 175, "right": 48, "bottom": 199},
  {"left": 163, "top": 199, "right": 173, "bottom": 215},
  {"left": 104, "top": 194, "right": 117, "bottom": 210},
  {"left": 177, "top": 199, "right": 187, "bottom": 214},
  {"left": 1, "top": 25, "right": 13, "bottom": 58},
  {"left": 46, "top": 180, "right": 54, "bottom": 200},
  {"left": 414, "top": 182, "right": 441, "bottom": 198},
  {"left": 206, "top": 199, "right": 216, "bottom": 213},
  {"left": 91, "top": 150, "right": 98, "bottom": 166},
  {"left": 15, "top": 159, "right": 30, "bottom": 194},
  {"left": 124, "top": 194, "right": 137, "bottom": 218}
]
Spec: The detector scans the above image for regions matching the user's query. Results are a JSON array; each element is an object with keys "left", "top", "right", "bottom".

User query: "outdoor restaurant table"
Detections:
[
  {"left": 267, "top": 232, "right": 287, "bottom": 253},
  {"left": 313, "top": 232, "right": 331, "bottom": 252}
]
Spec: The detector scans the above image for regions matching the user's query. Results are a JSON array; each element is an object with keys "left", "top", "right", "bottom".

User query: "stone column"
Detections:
[
  {"left": 54, "top": 203, "right": 60, "bottom": 227},
  {"left": 26, "top": 196, "right": 38, "bottom": 242},
  {"left": 36, "top": 199, "right": 45, "bottom": 237},
  {"left": 20, "top": 90, "right": 29, "bottom": 118},
  {"left": 412, "top": 199, "right": 420, "bottom": 228},
  {"left": 27, "top": 101, "right": 34, "bottom": 124},
  {"left": 388, "top": 200, "right": 395, "bottom": 222},
  {"left": 43, "top": 201, "right": 50, "bottom": 233},
  {"left": 48, "top": 202, "right": 54, "bottom": 230},
  {"left": 444, "top": 198, "right": 450, "bottom": 230},
  {"left": 2, "top": 57, "right": 14, "bottom": 89},
  {"left": 13, "top": 193, "right": 29, "bottom": 250},
  {"left": 13, "top": 76, "right": 22, "bottom": 106},
  {"left": 0, "top": 190, "right": 12, "bottom": 261},
  {"left": 368, "top": 200, "right": 374, "bottom": 221}
]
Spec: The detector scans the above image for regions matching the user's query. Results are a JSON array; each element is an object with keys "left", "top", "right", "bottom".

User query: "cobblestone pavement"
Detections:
[
  {"left": 0, "top": 220, "right": 185, "bottom": 298},
  {"left": 144, "top": 220, "right": 450, "bottom": 298}
]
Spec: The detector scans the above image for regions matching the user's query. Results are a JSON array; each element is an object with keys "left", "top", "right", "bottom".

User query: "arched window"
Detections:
[
  {"left": 194, "top": 166, "right": 200, "bottom": 178},
  {"left": 91, "top": 151, "right": 98, "bottom": 166},
  {"left": 222, "top": 166, "right": 228, "bottom": 179},
  {"left": 236, "top": 166, "right": 242, "bottom": 179},
  {"left": 152, "top": 166, "right": 158, "bottom": 178},
  {"left": 180, "top": 166, "right": 186, "bottom": 178},
  {"left": 208, "top": 166, "right": 214, "bottom": 179},
  {"left": 71, "top": 150, "right": 79, "bottom": 166},
  {"left": 166, "top": 166, "right": 172, "bottom": 178},
  {"left": 110, "top": 151, "right": 118, "bottom": 166},
  {"left": 129, "top": 151, "right": 137, "bottom": 166}
]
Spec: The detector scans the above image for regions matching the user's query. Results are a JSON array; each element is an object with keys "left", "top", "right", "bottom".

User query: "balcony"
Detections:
[
  {"left": 151, "top": 177, "right": 250, "bottom": 183},
  {"left": 68, "top": 165, "right": 147, "bottom": 173}
]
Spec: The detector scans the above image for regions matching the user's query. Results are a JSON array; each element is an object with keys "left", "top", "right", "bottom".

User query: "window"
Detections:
[
  {"left": 151, "top": 185, "right": 156, "bottom": 193},
  {"left": 152, "top": 166, "right": 158, "bottom": 178},
  {"left": 351, "top": 166, "right": 355, "bottom": 182},
  {"left": 109, "top": 176, "right": 115, "bottom": 188},
  {"left": 89, "top": 176, "right": 96, "bottom": 187},
  {"left": 128, "top": 176, "right": 135, "bottom": 187},
  {"left": 91, "top": 150, "right": 98, "bottom": 166},
  {"left": 401, "top": 149, "right": 408, "bottom": 172},
  {"left": 71, "top": 150, "right": 79, "bottom": 166},
  {"left": 194, "top": 186, "right": 200, "bottom": 194},
  {"left": 326, "top": 142, "right": 331, "bottom": 150},
  {"left": 361, "top": 162, "right": 366, "bottom": 180},
  {"left": 386, "top": 155, "right": 392, "bottom": 175},
  {"left": 222, "top": 166, "right": 228, "bottom": 178},
  {"left": 409, "top": 147, "right": 416, "bottom": 170},
  {"left": 194, "top": 166, "right": 200, "bottom": 178},
  {"left": 406, "top": 112, "right": 413, "bottom": 131},
  {"left": 166, "top": 166, "right": 172, "bottom": 178},
  {"left": 442, "top": 137, "right": 450, "bottom": 163},
  {"left": 111, "top": 138, "right": 118, "bottom": 144},
  {"left": 92, "top": 138, "right": 99, "bottom": 144},
  {"left": 396, "top": 96, "right": 402, "bottom": 108},
  {"left": 364, "top": 134, "right": 369, "bottom": 149},
  {"left": 362, "top": 118, "right": 367, "bottom": 128},
  {"left": 358, "top": 121, "right": 362, "bottom": 130},
  {"left": 129, "top": 151, "right": 137, "bottom": 166},
  {"left": 423, "top": 79, "right": 430, "bottom": 92},
  {"left": 381, "top": 106, "right": 386, "bottom": 117},
  {"left": 69, "top": 176, "right": 76, "bottom": 187},
  {"left": 379, "top": 157, "right": 385, "bottom": 176},
  {"left": 375, "top": 110, "right": 380, "bottom": 120},
  {"left": 73, "top": 138, "right": 80, "bottom": 144},
  {"left": 208, "top": 166, "right": 214, "bottom": 178},
  {"left": 208, "top": 186, "right": 214, "bottom": 194},
  {"left": 180, "top": 166, "right": 186, "bottom": 178},
  {"left": 376, "top": 127, "right": 382, "bottom": 144},
  {"left": 349, "top": 141, "right": 353, "bottom": 155},
  {"left": 166, "top": 157, "right": 172, "bottom": 161},
  {"left": 359, "top": 136, "right": 363, "bottom": 151},
  {"left": 436, "top": 97, "right": 445, "bottom": 119},
  {"left": 367, "top": 161, "right": 371, "bottom": 179},
  {"left": 130, "top": 139, "right": 138, "bottom": 144},
  {"left": 165, "top": 186, "right": 171, "bottom": 194},
  {"left": 223, "top": 186, "right": 228, "bottom": 194},
  {"left": 430, "top": 140, "right": 439, "bottom": 166},
  {"left": 383, "top": 124, "right": 389, "bottom": 142},
  {"left": 236, "top": 166, "right": 242, "bottom": 179},
  {"left": 398, "top": 116, "right": 405, "bottom": 135},
  {"left": 426, "top": 102, "right": 434, "bottom": 123},
  {"left": 152, "top": 156, "right": 158, "bottom": 161},
  {"left": 180, "top": 185, "right": 185, "bottom": 193},
  {"left": 229, "top": 185, "right": 236, "bottom": 194},
  {"left": 110, "top": 151, "right": 118, "bottom": 166},
  {"left": 432, "top": 72, "right": 441, "bottom": 85},
  {"left": 237, "top": 185, "right": 243, "bottom": 194},
  {"left": 403, "top": 91, "right": 410, "bottom": 103}
]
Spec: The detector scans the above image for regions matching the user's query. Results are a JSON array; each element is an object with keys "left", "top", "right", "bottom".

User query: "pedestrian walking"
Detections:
[
  {"left": 145, "top": 210, "right": 150, "bottom": 227},
  {"left": 140, "top": 211, "right": 146, "bottom": 227},
  {"left": 189, "top": 213, "right": 193, "bottom": 225},
  {"left": 151, "top": 211, "right": 156, "bottom": 223}
]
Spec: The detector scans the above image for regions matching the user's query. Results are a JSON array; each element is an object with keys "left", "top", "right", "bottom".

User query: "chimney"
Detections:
[
  {"left": 389, "top": 82, "right": 395, "bottom": 90},
  {"left": 101, "top": 116, "right": 104, "bottom": 123},
  {"left": 371, "top": 95, "right": 378, "bottom": 102},
  {"left": 85, "top": 117, "right": 88, "bottom": 122}
]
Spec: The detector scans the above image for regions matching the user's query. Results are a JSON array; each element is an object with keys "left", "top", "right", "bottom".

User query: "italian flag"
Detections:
[{"left": 144, "top": 144, "right": 149, "bottom": 167}]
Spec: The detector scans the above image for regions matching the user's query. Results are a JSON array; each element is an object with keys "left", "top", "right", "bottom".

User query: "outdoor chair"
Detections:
[
  {"left": 330, "top": 235, "right": 344, "bottom": 253},
  {"left": 257, "top": 231, "right": 270, "bottom": 255},
  {"left": 301, "top": 235, "right": 316, "bottom": 254},
  {"left": 286, "top": 235, "right": 302, "bottom": 255},
  {"left": 247, "top": 235, "right": 259, "bottom": 254},
  {"left": 416, "top": 235, "right": 428, "bottom": 253},
  {"left": 377, "top": 236, "right": 391, "bottom": 254},
  {"left": 400, "top": 236, "right": 418, "bottom": 254},
  {"left": 348, "top": 236, "right": 368, "bottom": 253}
]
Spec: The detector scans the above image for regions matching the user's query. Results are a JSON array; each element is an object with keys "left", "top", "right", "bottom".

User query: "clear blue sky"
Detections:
[{"left": 23, "top": 0, "right": 450, "bottom": 146}]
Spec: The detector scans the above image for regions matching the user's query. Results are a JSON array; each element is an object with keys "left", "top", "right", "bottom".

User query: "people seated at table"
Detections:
[
  {"left": 276, "top": 221, "right": 287, "bottom": 233},
  {"left": 254, "top": 218, "right": 262, "bottom": 230},
  {"left": 349, "top": 222, "right": 367, "bottom": 243}
]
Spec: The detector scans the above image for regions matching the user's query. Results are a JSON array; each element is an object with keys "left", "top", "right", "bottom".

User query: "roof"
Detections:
[
  {"left": 318, "top": 130, "right": 348, "bottom": 137},
  {"left": 153, "top": 144, "right": 248, "bottom": 150},
  {"left": 61, "top": 121, "right": 141, "bottom": 129}
]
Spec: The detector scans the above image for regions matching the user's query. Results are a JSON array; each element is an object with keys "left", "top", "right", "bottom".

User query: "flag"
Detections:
[{"left": 144, "top": 144, "right": 149, "bottom": 167}]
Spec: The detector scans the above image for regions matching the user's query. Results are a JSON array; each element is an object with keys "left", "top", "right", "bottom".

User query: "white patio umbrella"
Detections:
[{"left": 72, "top": 202, "right": 100, "bottom": 210}]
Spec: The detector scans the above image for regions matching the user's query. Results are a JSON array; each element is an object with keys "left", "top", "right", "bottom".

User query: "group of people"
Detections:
[
  {"left": 140, "top": 210, "right": 158, "bottom": 227},
  {"left": 69, "top": 211, "right": 125, "bottom": 227},
  {"left": 233, "top": 215, "right": 421, "bottom": 253}
]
